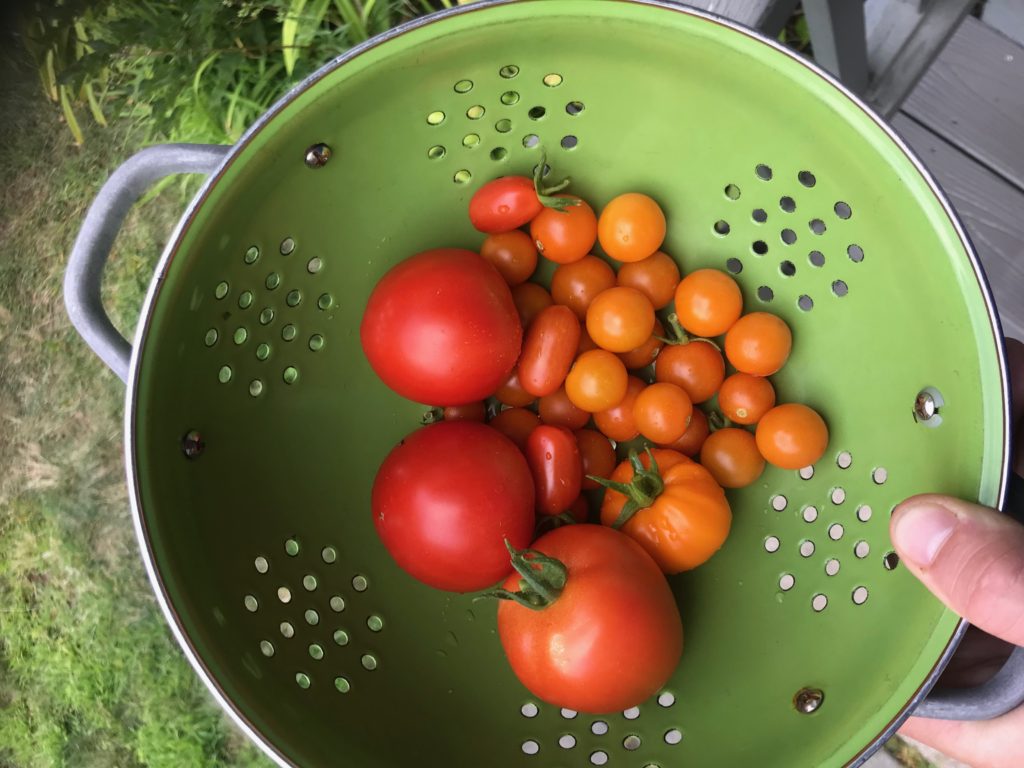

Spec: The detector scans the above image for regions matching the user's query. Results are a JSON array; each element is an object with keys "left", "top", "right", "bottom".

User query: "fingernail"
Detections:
[{"left": 892, "top": 502, "right": 958, "bottom": 567}]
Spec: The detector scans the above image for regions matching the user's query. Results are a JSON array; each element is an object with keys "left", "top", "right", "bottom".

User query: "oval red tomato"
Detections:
[
  {"left": 361, "top": 249, "right": 522, "bottom": 405},
  {"left": 372, "top": 422, "right": 535, "bottom": 592},
  {"left": 518, "top": 305, "right": 581, "bottom": 397},
  {"left": 496, "top": 524, "right": 683, "bottom": 713},
  {"left": 526, "top": 425, "right": 583, "bottom": 516},
  {"left": 469, "top": 176, "right": 543, "bottom": 233}
]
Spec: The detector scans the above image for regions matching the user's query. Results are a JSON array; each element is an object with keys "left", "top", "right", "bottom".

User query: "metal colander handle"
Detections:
[{"left": 63, "top": 144, "right": 229, "bottom": 382}]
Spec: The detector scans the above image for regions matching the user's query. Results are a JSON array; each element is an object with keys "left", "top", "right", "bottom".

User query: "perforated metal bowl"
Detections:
[{"left": 64, "top": 1, "right": 1020, "bottom": 766}]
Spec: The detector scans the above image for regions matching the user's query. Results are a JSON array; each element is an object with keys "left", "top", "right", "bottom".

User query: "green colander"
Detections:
[{"left": 64, "top": 1, "right": 1023, "bottom": 766}]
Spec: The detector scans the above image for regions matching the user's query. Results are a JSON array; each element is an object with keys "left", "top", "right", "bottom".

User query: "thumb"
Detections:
[{"left": 890, "top": 494, "right": 1024, "bottom": 646}]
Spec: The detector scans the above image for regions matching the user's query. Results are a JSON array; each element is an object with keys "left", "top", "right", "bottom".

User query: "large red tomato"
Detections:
[
  {"left": 372, "top": 422, "right": 535, "bottom": 592},
  {"left": 361, "top": 249, "right": 522, "bottom": 405},
  {"left": 495, "top": 524, "right": 683, "bottom": 713}
]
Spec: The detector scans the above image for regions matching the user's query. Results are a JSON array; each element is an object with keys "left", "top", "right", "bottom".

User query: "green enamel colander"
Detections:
[{"left": 64, "top": 1, "right": 1023, "bottom": 766}]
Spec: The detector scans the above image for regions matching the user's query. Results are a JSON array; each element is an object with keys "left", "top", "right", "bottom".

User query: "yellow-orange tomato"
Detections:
[
  {"left": 755, "top": 403, "right": 829, "bottom": 469},
  {"left": 717, "top": 373, "right": 776, "bottom": 425},
  {"left": 632, "top": 382, "right": 693, "bottom": 445},
  {"left": 700, "top": 428, "right": 765, "bottom": 489},
  {"left": 618, "top": 319, "right": 664, "bottom": 370},
  {"left": 674, "top": 269, "right": 743, "bottom": 338},
  {"left": 511, "top": 282, "right": 554, "bottom": 329},
  {"left": 551, "top": 255, "right": 617, "bottom": 320},
  {"left": 597, "top": 193, "right": 666, "bottom": 263},
  {"left": 724, "top": 312, "right": 792, "bottom": 376},
  {"left": 480, "top": 230, "right": 538, "bottom": 286},
  {"left": 600, "top": 451, "right": 731, "bottom": 573},
  {"left": 593, "top": 375, "right": 646, "bottom": 442},
  {"left": 616, "top": 251, "right": 680, "bottom": 309},
  {"left": 654, "top": 340, "right": 725, "bottom": 404},
  {"left": 564, "top": 350, "right": 628, "bottom": 413},
  {"left": 586, "top": 286, "right": 655, "bottom": 353},
  {"left": 660, "top": 407, "right": 710, "bottom": 457},
  {"left": 531, "top": 195, "right": 598, "bottom": 264}
]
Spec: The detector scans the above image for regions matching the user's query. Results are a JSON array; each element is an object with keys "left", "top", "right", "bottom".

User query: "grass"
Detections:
[{"left": 0, "top": 45, "right": 270, "bottom": 768}]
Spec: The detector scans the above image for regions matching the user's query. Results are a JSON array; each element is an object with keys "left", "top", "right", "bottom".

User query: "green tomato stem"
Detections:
[
  {"left": 587, "top": 448, "right": 665, "bottom": 530},
  {"left": 477, "top": 539, "right": 568, "bottom": 611}
]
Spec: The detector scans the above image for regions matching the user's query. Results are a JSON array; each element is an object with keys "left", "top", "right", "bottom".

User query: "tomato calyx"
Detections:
[
  {"left": 535, "top": 510, "right": 580, "bottom": 536},
  {"left": 588, "top": 449, "right": 665, "bottom": 530},
  {"left": 655, "top": 312, "right": 721, "bottom": 352},
  {"left": 533, "top": 154, "right": 577, "bottom": 213},
  {"left": 480, "top": 539, "right": 569, "bottom": 611},
  {"left": 706, "top": 409, "right": 732, "bottom": 432}
]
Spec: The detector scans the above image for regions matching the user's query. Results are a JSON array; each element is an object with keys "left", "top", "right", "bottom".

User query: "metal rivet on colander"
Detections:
[
  {"left": 304, "top": 143, "right": 332, "bottom": 168},
  {"left": 181, "top": 430, "right": 205, "bottom": 458},
  {"left": 794, "top": 687, "right": 824, "bottom": 713}
]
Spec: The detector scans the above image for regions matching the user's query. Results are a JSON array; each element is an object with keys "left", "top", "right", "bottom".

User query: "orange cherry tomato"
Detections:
[
  {"left": 574, "top": 428, "right": 617, "bottom": 489},
  {"left": 700, "top": 428, "right": 765, "bottom": 488},
  {"left": 632, "top": 382, "right": 693, "bottom": 445},
  {"left": 599, "top": 449, "right": 730, "bottom": 573},
  {"left": 661, "top": 407, "right": 709, "bottom": 457},
  {"left": 539, "top": 386, "right": 591, "bottom": 430},
  {"left": 724, "top": 312, "right": 792, "bottom": 376},
  {"left": 480, "top": 230, "right": 539, "bottom": 286},
  {"left": 616, "top": 250, "right": 680, "bottom": 309},
  {"left": 511, "top": 282, "right": 554, "bottom": 329},
  {"left": 755, "top": 403, "right": 829, "bottom": 470},
  {"left": 489, "top": 407, "right": 541, "bottom": 450},
  {"left": 586, "top": 286, "right": 655, "bottom": 353},
  {"left": 674, "top": 269, "right": 743, "bottom": 337},
  {"left": 593, "top": 375, "right": 646, "bottom": 442},
  {"left": 530, "top": 195, "right": 598, "bottom": 265},
  {"left": 564, "top": 350, "right": 628, "bottom": 413},
  {"left": 550, "top": 255, "right": 617, "bottom": 320},
  {"left": 654, "top": 340, "right": 725, "bottom": 404},
  {"left": 440, "top": 402, "right": 487, "bottom": 422},
  {"left": 597, "top": 193, "right": 666, "bottom": 263},
  {"left": 718, "top": 373, "right": 776, "bottom": 425},
  {"left": 618, "top": 319, "right": 664, "bottom": 370},
  {"left": 495, "top": 368, "right": 536, "bottom": 408},
  {"left": 518, "top": 305, "right": 581, "bottom": 398},
  {"left": 577, "top": 326, "right": 599, "bottom": 355}
]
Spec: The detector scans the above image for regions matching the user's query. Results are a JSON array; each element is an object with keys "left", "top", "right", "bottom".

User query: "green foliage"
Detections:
[{"left": 20, "top": 0, "right": 453, "bottom": 146}]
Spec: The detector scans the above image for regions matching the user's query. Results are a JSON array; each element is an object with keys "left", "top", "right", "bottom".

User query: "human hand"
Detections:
[{"left": 889, "top": 338, "right": 1024, "bottom": 768}]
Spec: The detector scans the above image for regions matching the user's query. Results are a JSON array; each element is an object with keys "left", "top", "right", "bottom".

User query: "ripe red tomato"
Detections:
[
  {"left": 372, "top": 422, "right": 534, "bottom": 592},
  {"left": 661, "top": 407, "right": 710, "bottom": 457},
  {"left": 700, "top": 428, "right": 765, "bottom": 488},
  {"left": 574, "top": 428, "right": 617, "bottom": 489},
  {"left": 495, "top": 368, "right": 536, "bottom": 408},
  {"left": 597, "top": 192, "right": 667, "bottom": 263},
  {"left": 599, "top": 452, "right": 731, "bottom": 573},
  {"left": 593, "top": 375, "right": 646, "bottom": 442},
  {"left": 654, "top": 340, "right": 725, "bottom": 404},
  {"left": 632, "top": 382, "right": 693, "bottom": 445},
  {"left": 469, "top": 176, "right": 543, "bottom": 233},
  {"left": 718, "top": 373, "right": 776, "bottom": 425},
  {"left": 674, "top": 269, "right": 743, "bottom": 338},
  {"left": 480, "top": 230, "right": 538, "bottom": 286},
  {"left": 495, "top": 524, "right": 683, "bottom": 713},
  {"left": 361, "top": 249, "right": 521, "bottom": 405},
  {"left": 530, "top": 195, "right": 598, "bottom": 264},
  {"left": 724, "top": 312, "right": 793, "bottom": 376},
  {"left": 539, "top": 387, "right": 591, "bottom": 430},
  {"left": 526, "top": 425, "right": 583, "bottom": 516},
  {"left": 439, "top": 402, "right": 487, "bottom": 422},
  {"left": 618, "top": 319, "right": 664, "bottom": 370},
  {"left": 616, "top": 251, "right": 680, "bottom": 309},
  {"left": 550, "top": 255, "right": 617, "bottom": 320},
  {"left": 756, "top": 403, "right": 829, "bottom": 469},
  {"left": 586, "top": 286, "right": 655, "bottom": 353},
  {"left": 511, "top": 282, "right": 554, "bottom": 328},
  {"left": 518, "top": 305, "right": 581, "bottom": 397},
  {"left": 489, "top": 407, "right": 541, "bottom": 450},
  {"left": 567, "top": 495, "right": 590, "bottom": 523}
]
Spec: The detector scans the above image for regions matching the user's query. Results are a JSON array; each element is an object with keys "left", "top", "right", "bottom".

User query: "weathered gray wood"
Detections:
[
  {"left": 983, "top": 0, "right": 1024, "bottom": 47},
  {"left": 902, "top": 16, "right": 1024, "bottom": 192},
  {"left": 803, "top": 0, "right": 870, "bottom": 93},
  {"left": 865, "top": 0, "right": 974, "bottom": 116},
  {"left": 679, "top": 0, "right": 795, "bottom": 29},
  {"left": 893, "top": 115, "right": 1024, "bottom": 341}
]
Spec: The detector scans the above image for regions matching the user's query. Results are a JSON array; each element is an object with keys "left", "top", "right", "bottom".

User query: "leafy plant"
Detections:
[{"left": 19, "top": 0, "right": 456, "bottom": 146}]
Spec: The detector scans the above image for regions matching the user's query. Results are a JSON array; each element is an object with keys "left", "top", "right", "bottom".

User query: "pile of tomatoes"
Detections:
[{"left": 360, "top": 164, "right": 828, "bottom": 715}]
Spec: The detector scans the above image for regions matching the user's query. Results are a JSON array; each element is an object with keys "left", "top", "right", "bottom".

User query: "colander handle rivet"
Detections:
[
  {"left": 914, "top": 387, "right": 945, "bottom": 423},
  {"left": 181, "top": 430, "right": 205, "bottom": 459},
  {"left": 304, "top": 143, "right": 332, "bottom": 168},
  {"left": 794, "top": 687, "right": 824, "bottom": 714}
]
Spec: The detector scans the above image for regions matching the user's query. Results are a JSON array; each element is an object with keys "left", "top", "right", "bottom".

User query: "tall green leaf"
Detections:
[
  {"left": 58, "top": 84, "right": 84, "bottom": 145},
  {"left": 282, "top": 0, "right": 309, "bottom": 75}
]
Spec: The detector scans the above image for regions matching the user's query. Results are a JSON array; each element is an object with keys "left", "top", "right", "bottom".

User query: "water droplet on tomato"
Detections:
[
  {"left": 499, "top": 205, "right": 510, "bottom": 214},
  {"left": 545, "top": 452, "right": 552, "bottom": 460}
]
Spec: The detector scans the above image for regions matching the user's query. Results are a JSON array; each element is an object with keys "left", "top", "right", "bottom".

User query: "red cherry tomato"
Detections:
[
  {"left": 469, "top": 176, "right": 543, "bottom": 233},
  {"left": 567, "top": 495, "right": 590, "bottom": 523},
  {"left": 575, "top": 428, "right": 617, "bottom": 489},
  {"left": 518, "top": 305, "right": 581, "bottom": 398},
  {"left": 700, "top": 428, "right": 765, "bottom": 488},
  {"left": 550, "top": 255, "right": 617, "bottom": 320},
  {"left": 489, "top": 407, "right": 541, "bottom": 451},
  {"left": 618, "top": 319, "right": 664, "bottom": 370},
  {"left": 480, "top": 230, "right": 539, "bottom": 286},
  {"left": 654, "top": 340, "right": 725, "bottom": 404},
  {"left": 539, "top": 387, "right": 591, "bottom": 430},
  {"left": 361, "top": 249, "right": 522, "bottom": 405},
  {"left": 495, "top": 368, "right": 536, "bottom": 408},
  {"left": 660, "top": 407, "right": 709, "bottom": 457},
  {"left": 372, "top": 422, "right": 535, "bottom": 592},
  {"left": 511, "top": 282, "right": 555, "bottom": 329},
  {"left": 440, "top": 402, "right": 487, "bottom": 422},
  {"left": 526, "top": 425, "right": 583, "bottom": 516}
]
